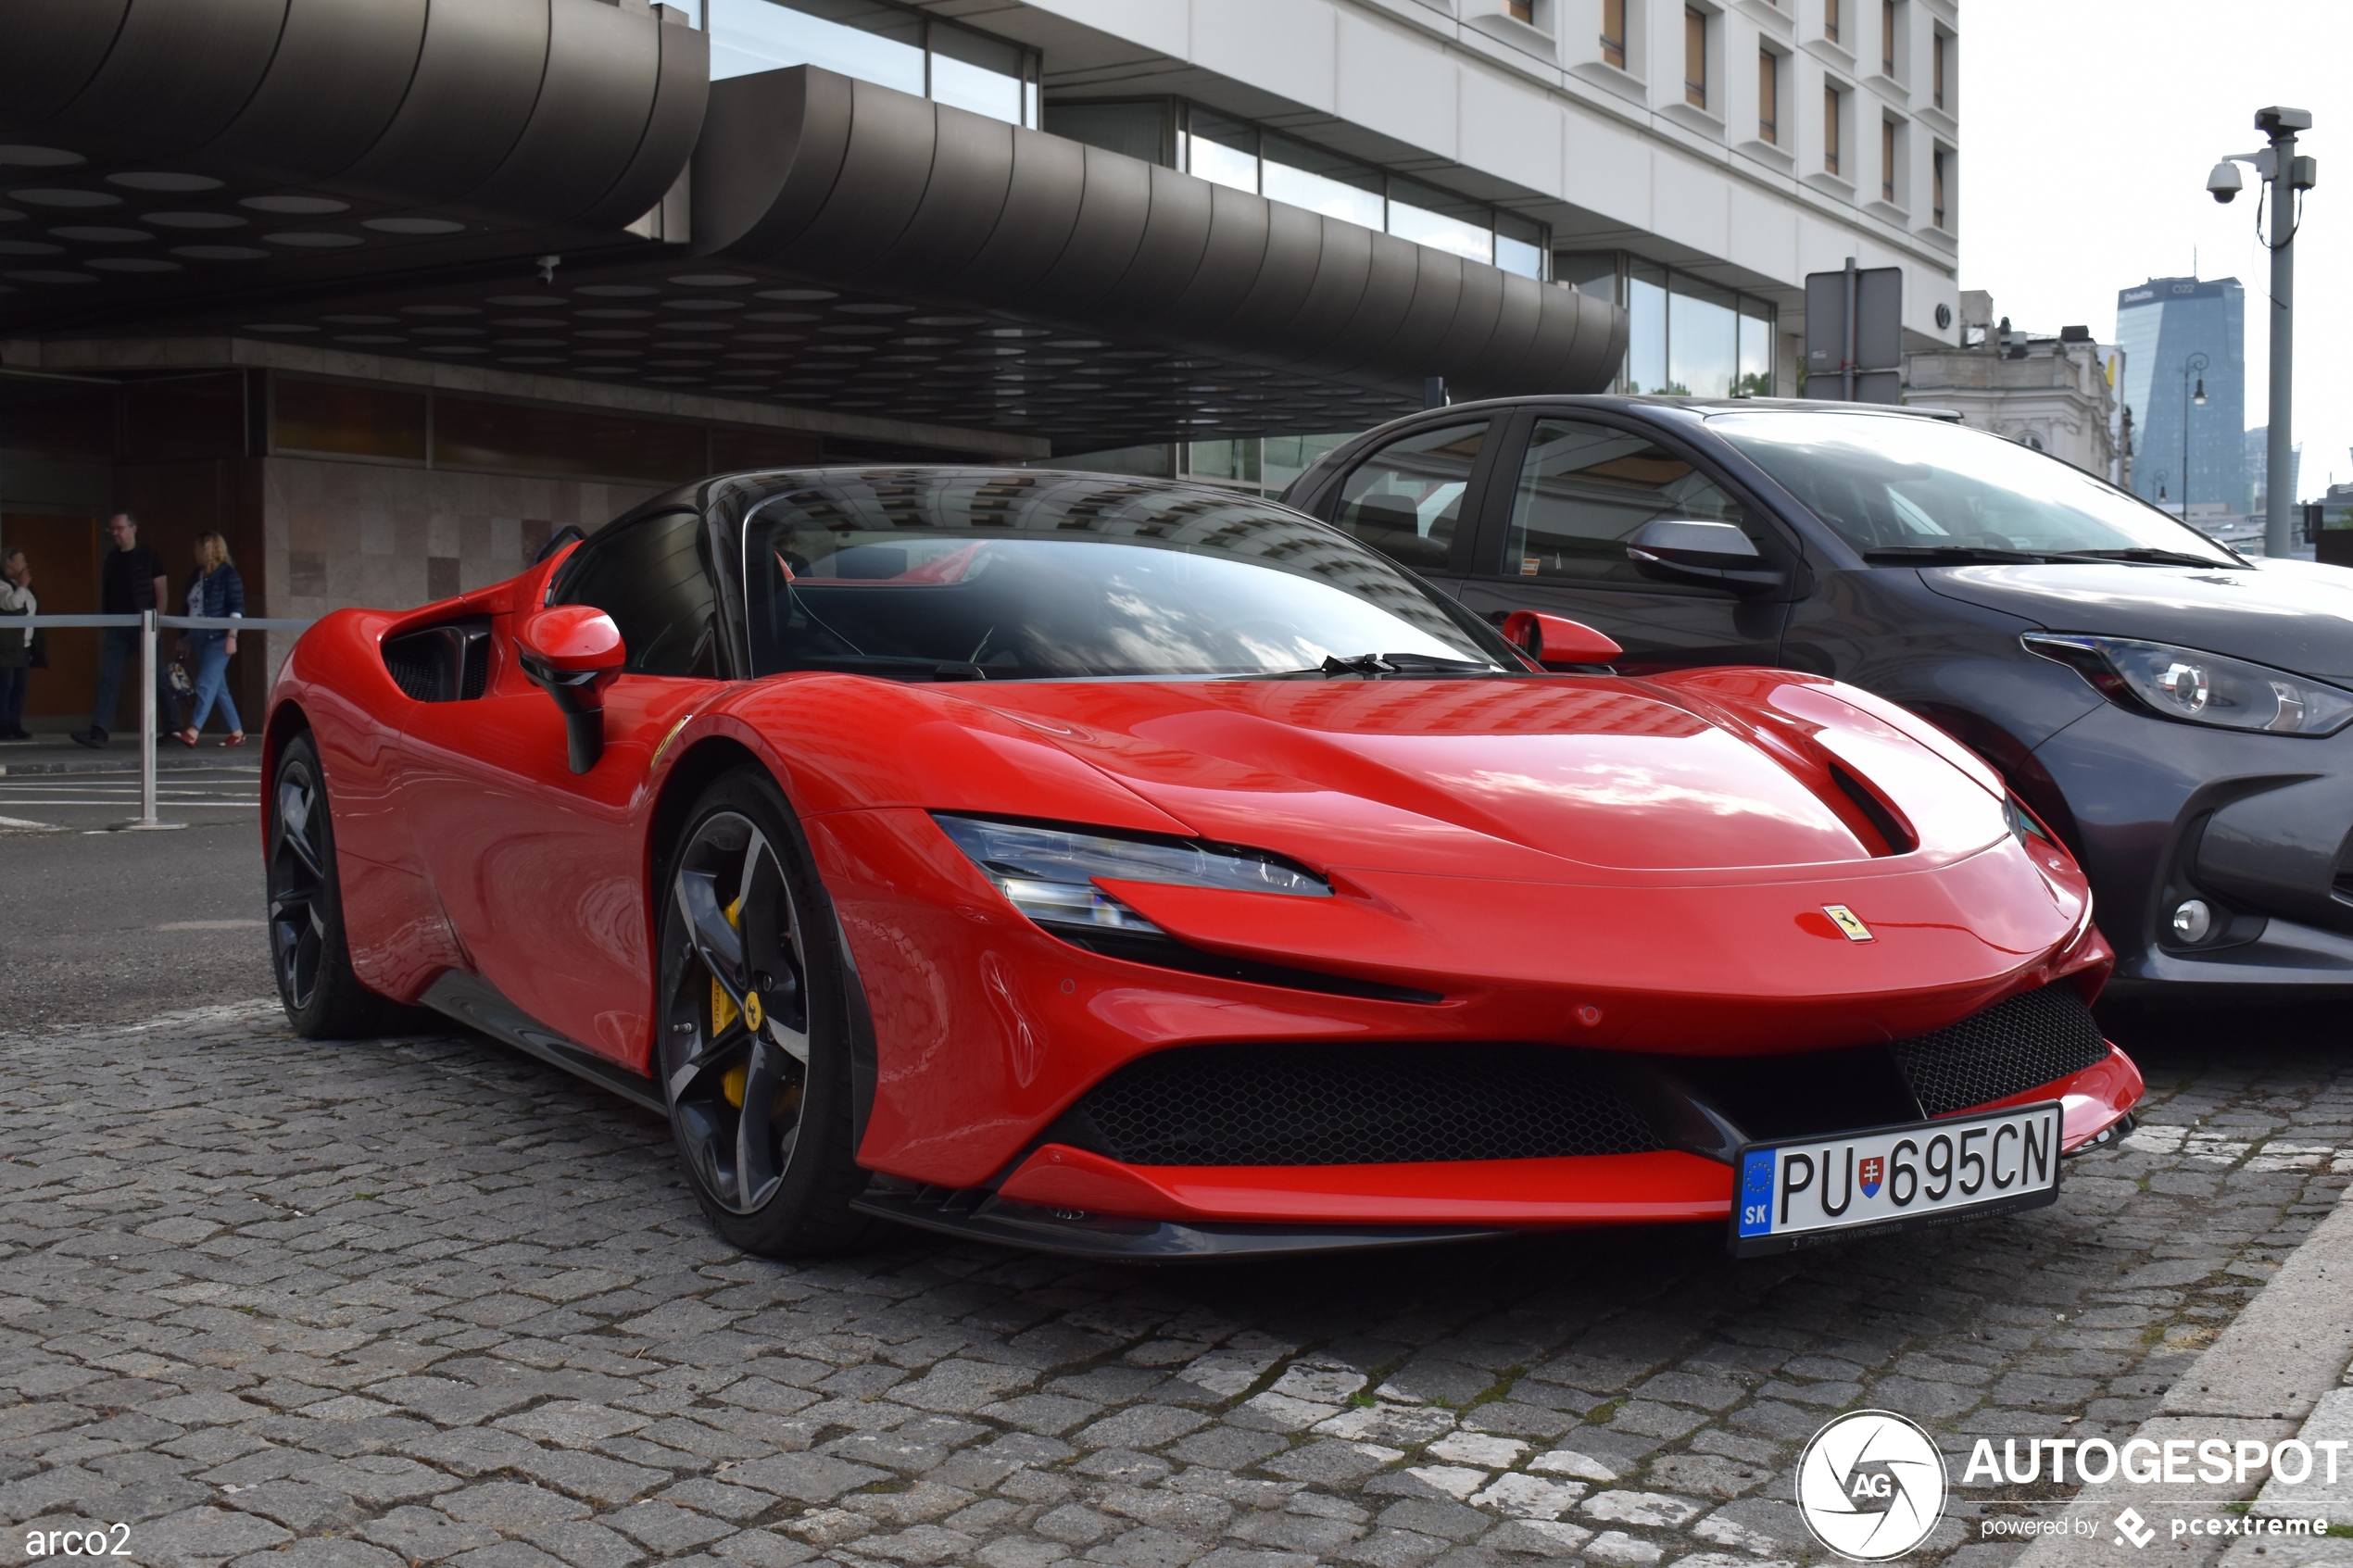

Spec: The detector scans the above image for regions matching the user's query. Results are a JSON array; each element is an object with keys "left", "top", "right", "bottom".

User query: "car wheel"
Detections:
[
  {"left": 658, "top": 769, "right": 872, "bottom": 1256},
  {"left": 268, "top": 732, "right": 396, "bottom": 1038}
]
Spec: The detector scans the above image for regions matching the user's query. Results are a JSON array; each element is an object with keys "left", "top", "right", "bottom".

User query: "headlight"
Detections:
[
  {"left": 2023, "top": 633, "right": 2353, "bottom": 737},
  {"left": 933, "top": 815, "right": 1330, "bottom": 935}
]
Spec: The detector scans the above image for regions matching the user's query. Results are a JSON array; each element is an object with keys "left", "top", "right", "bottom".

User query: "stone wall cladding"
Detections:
[
  {"left": 259, "top": 458, "right": 657, "bottom": 683},
  {"left": 1, "top": 1003, "right": 2347, "bottom": 1568}
]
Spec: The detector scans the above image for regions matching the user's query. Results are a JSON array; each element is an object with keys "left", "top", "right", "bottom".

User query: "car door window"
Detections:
[
  {"left": 553, "top": 510, "right": 723, "bottom": 677},
  {"left": 1503, "top": 419, "right": 1748, "bottom": 585},
  {"left": 1329, "top": 421, "right": 1489, "bottom": 571}
]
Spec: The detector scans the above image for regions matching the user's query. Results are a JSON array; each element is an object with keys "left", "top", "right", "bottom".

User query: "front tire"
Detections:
[
  {"left": 657, "top": 769, "right": 871, "bottom": 1256},
  {"left": 268, "top": 732, "right": 396, "bottom": 1038}
]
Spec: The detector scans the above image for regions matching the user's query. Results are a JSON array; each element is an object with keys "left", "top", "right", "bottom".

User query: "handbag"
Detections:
[
  {"left": 168, "top": 653, "right": 195, "bottom": 697},
  {"left": 27, "top": 628, "right": 45, "bottom": 670}
]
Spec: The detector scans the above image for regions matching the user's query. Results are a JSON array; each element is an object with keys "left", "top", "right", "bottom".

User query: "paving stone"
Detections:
[{"left": 6, "top": 1005, "right": 2346, "bottom": 1568}]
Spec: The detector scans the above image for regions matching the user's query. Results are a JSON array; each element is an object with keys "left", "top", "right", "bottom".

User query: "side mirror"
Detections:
[
  {"left": 516, "top": 606, "right": 624, "bottom": 774},
  {"left": 1627, "top": 519, "right": 1788, "bottom": 596},
  {"left": 1502, "top": 610, "right": 1622, "bottom": 671}
]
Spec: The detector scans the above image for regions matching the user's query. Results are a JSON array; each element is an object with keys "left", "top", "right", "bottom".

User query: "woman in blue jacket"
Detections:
[{"left": 175, "top": 533, "right": 245, "bottom": 746}]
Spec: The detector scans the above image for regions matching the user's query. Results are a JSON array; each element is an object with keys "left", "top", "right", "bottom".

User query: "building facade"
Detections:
[
  {"left": 1904, "top": 316, "right": 2124, "bottom": 485},
  {"left": 2114, "top": 276, "right": 2246, "bottom": 521},
  {"left": 1, "top": 0, "right": 1960, "bottom": 728}
]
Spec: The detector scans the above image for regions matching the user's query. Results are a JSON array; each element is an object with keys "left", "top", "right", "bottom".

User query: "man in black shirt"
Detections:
[{"left": 73, "top": 512, "right": 171, "bottom": 748}]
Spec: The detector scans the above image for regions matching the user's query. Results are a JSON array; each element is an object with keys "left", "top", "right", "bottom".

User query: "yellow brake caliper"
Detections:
[
  {"left": 712, "top": 895, "right": 803, "bottom": 1120},
  {"left": 714, "top": 896, "right": 747, "bottom": 1107}
]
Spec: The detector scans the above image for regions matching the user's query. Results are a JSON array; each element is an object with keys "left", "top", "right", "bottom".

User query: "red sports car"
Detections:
[{"left": 264, "top": 468, "right": 2141, "bottom": 1259}]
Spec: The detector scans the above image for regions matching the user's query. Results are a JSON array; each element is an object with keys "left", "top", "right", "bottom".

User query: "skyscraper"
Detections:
[{"left": 2114, "top": 278, "right": 2247, "bottom": 517}]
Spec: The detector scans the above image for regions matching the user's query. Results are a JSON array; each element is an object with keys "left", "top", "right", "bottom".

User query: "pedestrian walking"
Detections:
[
  {"left": 72, "top": 512, "right": 170, "bottom": 749},
  {"left": 174, "top": 532, "right": 245, "bottom": 747},
  {"left": 0, "top": 546, "right": 35, "bottom": 742}
]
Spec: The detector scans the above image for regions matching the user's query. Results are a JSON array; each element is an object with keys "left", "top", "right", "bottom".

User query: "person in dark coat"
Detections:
[
  {"left": 174, "top": 532, "right": 245, "bottom": 747},
  {"left": 73, "top": 512, "right": 170, "bottom": 748}
]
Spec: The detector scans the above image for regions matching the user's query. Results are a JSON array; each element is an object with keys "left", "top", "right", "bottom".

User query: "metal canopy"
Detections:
[{"left": 2, "top": 1, "right": 1626, "bottom": 451}]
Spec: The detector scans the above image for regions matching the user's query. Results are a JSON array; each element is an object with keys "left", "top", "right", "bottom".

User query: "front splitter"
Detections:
[{"left": 851, "top": 1182, "right": 1509, "bottom": 1261}]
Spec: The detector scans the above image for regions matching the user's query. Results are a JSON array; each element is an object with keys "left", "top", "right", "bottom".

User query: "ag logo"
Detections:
[{"left": 1796, "top": 1410, "right": 1948, "bottom": 1561}]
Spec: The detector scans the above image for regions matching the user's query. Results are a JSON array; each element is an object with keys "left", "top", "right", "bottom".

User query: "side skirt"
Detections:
[{"left": 420, "top": 971, "right": 666, "bottom": 1115}]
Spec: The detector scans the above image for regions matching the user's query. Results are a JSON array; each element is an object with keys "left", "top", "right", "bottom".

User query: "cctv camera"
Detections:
[{"left": 2207, "top": 160, "right": 2243, "bottom": 203}]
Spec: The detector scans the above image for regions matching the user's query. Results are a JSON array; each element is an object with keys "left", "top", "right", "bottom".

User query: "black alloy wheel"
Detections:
[
  {"left": 267, "top": 732, "right": 396, "bottom": 1037},
  {"left": 658, "top": 770, "right": 870, "bottom": 1254}
]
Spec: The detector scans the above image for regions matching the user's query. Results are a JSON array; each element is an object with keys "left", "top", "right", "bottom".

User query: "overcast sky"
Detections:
[{"left": 1961, "top": 0, "right": 2350, "bottom": 498}]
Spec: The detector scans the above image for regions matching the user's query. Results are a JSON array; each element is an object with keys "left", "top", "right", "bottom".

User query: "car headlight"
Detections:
[
  {"left": 2023, "top": 633, "right": 2353, "bottom": 737},
  {"left": 933, "top": 815, "right": 1330, "bottom": 935}
]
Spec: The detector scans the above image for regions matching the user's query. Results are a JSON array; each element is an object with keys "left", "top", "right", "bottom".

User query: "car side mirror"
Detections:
[
  {"left": 1502, "top": 610, "right": 1622, "bottom": 671},
  {"left": 1627, "top": 519, "right": 1789, "bottom": 596},
  {"left": 516, "top": 606, "right": 624, "bottom": 774}
]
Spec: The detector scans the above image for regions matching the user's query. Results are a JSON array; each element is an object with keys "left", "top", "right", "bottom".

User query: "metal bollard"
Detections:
[{"left": 123, "top": 608, "right": 183, "bottom": 832}]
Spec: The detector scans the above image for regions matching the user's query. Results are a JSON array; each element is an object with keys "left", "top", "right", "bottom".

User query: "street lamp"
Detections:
[
  {"left": 2208, "top": 107, "right": 2318, "bottom": 557},
  {"left": 2180, "top": 351, "right": 2209, "bottom": 523}
]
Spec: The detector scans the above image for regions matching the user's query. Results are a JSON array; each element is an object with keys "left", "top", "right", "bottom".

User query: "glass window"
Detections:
[
  {"left": 1758, "top": 48, "right": 1778, "bottom": 143},
  {"left": 1048, "top": 101, "right": 1172, "bottom": 166},
  {"left": 1602, "top": 0, "right": 1628, "bottom": 67},
  {"left": 1627, "top": 263, "right": 1668, "bottom": 394},
  {"left": 1330, "top": 421, "right": 1488, "bottom": 571},
  {"left": 555, "top": 511, "right": 723, "bottom": 678},
  {"left": 1824, "top": 86, "right": 1842, "bottom": 174},
  {"left": 1685, "top": 7, "right": 1707, "bottom": 108},
  {"left": 1881, "top": 0, "right": 1896, "bottom": 74},
  {"left": 1824, "top": 0, "right": 1841, "bottom": 42},
  {"left": 1503, "top": 420, "right": 1747, "bottom": 583},
  {"left": 1185, "top": 440, "right": 1261, "bottom": 485},
  {"left": 707, "top": 0, "right": 924, "bottom": 95},
  {"left": 1387, "top": 178, "right": 1491, "bottom": 263},
  {"left": 1495, "top": 212, "right": 1546, "bottom": 280},
  {"left": 1668, "top": 276, "right": 1738, "bottom": 397},
  {"left": 1183, "top": 108, "right": 1260, "bottom": 194},
  {"left": 738, "top": 471, "right": 1506, "bottom": 679},
  {"left": 1881, "top": 119, "right": 1897, "bottom": 202},
  {"left": 1932, "top": 31, "right": 1946, "bottom": 107},
  {"left": 1708, "top": 411, "right": 2240, "bottom": 563},
  {"left": 1556, "top": 251, "right": 1621, "bottom": 301},
  {"left": 1262, "top": 132, "right": 1385, "bottom": 230},
  {"left": 1737, "top": 307, "right": 1774, "bottom": 397},
  {"left": 931, "top": 23, "right": 1025, "bottom": 125}
]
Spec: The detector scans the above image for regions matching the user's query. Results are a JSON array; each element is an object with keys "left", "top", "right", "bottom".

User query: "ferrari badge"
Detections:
[{"left": 1822, "top": 905, "right": 1874, "bottom": 942}]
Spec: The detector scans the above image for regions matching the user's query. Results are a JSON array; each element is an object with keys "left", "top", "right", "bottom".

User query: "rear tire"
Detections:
[
  {"left": 656, "top": 768, "right": 872, "bottom": 1256},
  {"left": 268, "top": 732, "right": 399, "bottom": 1039}
]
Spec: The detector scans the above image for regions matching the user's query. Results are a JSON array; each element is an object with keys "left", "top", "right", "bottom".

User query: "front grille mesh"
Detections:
[
  {"left": 1891, "top": 984, "right": 2109, "bottom": 1115},
  {"left": 1076, "top": 1043, "right": 1664, "bottom": 1166}
]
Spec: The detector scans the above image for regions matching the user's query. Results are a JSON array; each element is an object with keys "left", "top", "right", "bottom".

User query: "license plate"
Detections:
[{"left": 1729, "top": 1101, "right": 2063, "bottom": 1258}]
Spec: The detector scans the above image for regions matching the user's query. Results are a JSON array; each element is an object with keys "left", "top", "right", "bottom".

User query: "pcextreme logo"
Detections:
[{"left": 1797, "top": 1411, "right": 1949, "bottom": 1561}]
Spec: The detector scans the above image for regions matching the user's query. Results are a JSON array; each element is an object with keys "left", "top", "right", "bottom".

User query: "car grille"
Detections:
[
  {"left": 1890, "top": 984, "right": 2109, "bottom": 1115},
  {"left": 1073, "top": 1043, "right": 1664, "bottom": 1166}
]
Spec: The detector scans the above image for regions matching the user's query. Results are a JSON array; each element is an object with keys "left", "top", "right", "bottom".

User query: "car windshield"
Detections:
[
  {"left": 726, "top": 469, "right": 1511, "bottom": 681},
  {"left": 1708, "top": 411, "right": 2242, "bottom": 566}
]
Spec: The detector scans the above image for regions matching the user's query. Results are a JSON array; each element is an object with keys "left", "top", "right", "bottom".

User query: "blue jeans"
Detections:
[
  {"left": 0, "top": 666, "right": 23, "bottom": 735},
  {"left": 89, "top": 625, "right": 173, "bottom": 737},
  {"left": 185, "top": 631, "right": 242, "bottom": 734}
]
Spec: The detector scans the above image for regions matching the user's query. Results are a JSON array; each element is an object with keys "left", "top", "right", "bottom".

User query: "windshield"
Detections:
[
  {"left": 1709, "top": 411, "right": 2241, "bottom": 566},
  {"left": 726, "top": 469, "right": 1512, "bottom": 681}
]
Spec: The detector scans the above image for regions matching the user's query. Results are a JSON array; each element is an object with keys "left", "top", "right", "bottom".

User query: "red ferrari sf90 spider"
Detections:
[{"left": 264, "top": 468, "right": 2141, "bottom": 1259}]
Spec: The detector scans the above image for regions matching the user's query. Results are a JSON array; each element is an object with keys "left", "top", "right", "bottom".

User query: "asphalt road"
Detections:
[{"left": 0, "top": 762, "right": 272, "bottom": 1031}]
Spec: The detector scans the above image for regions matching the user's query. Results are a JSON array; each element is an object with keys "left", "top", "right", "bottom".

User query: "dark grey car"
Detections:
[{"left": 1279, "top": 395, "right": 2353, "bottom": 1001}]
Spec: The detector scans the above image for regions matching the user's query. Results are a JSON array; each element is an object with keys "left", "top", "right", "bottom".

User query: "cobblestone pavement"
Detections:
[{"left": 4, "top": 1002, "right": 2349, "bottom": 1568}]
